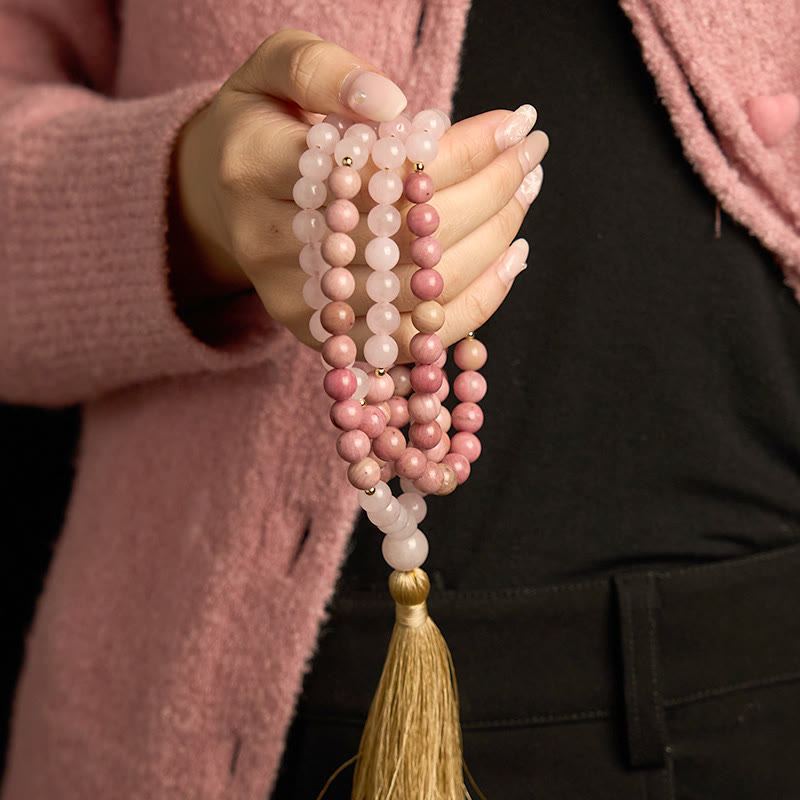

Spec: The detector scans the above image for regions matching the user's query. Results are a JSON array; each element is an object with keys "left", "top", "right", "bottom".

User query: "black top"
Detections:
[{"left": 343, "top": 0, "right": 800, "bottom": 591}]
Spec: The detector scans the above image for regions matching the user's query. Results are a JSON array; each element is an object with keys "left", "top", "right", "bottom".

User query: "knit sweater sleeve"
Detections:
[{"left": 0, "top": 0, "right": 278, "bottom": 407}]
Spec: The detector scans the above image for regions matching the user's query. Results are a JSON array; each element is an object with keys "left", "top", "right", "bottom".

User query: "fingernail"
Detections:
[
  {"left": 496, "top": 239, "right": 530, "bottom": 288},
  {"left": 494, "top": 104, "right": 538, "bottom": 151},
  {"left": 518, "top": 130, "right": 549, "bottom": 172},
  {"left": 515, "top": 164, "right": 544, "bottom": 207},
  {"left": 340, "top": 68, "right": 408, "bottom": 122}
]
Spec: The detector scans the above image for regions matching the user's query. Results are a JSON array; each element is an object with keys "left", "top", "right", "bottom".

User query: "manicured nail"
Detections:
[
  {"left": 494, "top": 104, "right": 538, "bottom": 151},
  {"left": 515, "top": 164, "right": 544, "bottom": 207},
  {"left": 340, "top": 68, "right": 408, "bottom": 122},
  {"left": 496, "top": 239, "right": 530, "bottom": 288},
  {"left": 518, "top": 130, "right": 549, "bottom": 172}
]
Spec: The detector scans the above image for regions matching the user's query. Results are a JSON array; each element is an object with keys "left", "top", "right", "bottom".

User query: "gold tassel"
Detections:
[{"left": 351, "top": 568, "right": 464, "bottom": 800}]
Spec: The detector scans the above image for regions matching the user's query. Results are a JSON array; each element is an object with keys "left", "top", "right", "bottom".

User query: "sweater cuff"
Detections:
[{"left": 1, "top": 81, "right": 277, "bottom": 407}]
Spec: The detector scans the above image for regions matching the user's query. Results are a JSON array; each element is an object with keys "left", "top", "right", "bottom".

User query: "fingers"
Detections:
[{"left": 226, "top": 29, "right": 407, "bottom": 122}]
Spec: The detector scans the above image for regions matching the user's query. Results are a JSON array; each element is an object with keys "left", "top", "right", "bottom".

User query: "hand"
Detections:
[{"left": 169, "top": 29, "right": 549, "bottom": 362}]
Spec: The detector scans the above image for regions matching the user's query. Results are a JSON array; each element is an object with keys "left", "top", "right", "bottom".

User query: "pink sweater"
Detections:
[{"left": 2, "top": 0, "right": 799, "bottom": 797}]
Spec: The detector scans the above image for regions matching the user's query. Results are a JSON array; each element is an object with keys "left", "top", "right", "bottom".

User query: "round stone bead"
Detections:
[
  {"left": 436, "top": 374, "right": 450, "bottom": 403},
  {"left": 410, "top": 236, "right": 442, "bottom": 269},
  {"left": 323, "top": 367, "right": 357, "bottom": 401},
  {"left": 452, "top": 402, "right": 484, "bottom": 433},
  {"left": 380, "top": 462, "right": 396, "bottom": 484},
  {"left": 366, "top": 270, "right": 400, "bottom": 303},
  {"left": 454, "top": 338, "right": 488, "bottom": 370},
  {"left": 320, "top": 301, "right": 355, "bottom": 335},
  {"left": 350, "top": 367, "right": 370, "bottom": 400},
  {"left": 382, "top": 529, "right": 429, "bottom": 571},
  {"left": 382, "top": 510, "right": 417, "bottom": 539},
  {"left": 328, "top": 166, "right": 361, "bottom": 199},
  {"left": 387, "top": 396, "right": 410, "bottom": 428},
  {"left": 366, "top": 302, "right": 400, "bottom": 335},
  {"left": 409, "top": 421, "right": 442, "bottom": 451},
  {"left": 322, "top": 335, "right": 356, "bottom": 369},
  {"left": 372, "top": 426, "right": 406, "bottom": 461},
  {"left": 348, "top": 457, "right": 381, "bottom": 490},
  {"left": 368, "top": 170, "right": 404, "bottom": 204},
  {"left": 398, "top": 492, "right": 427, "bottom": 524},
  {"left": 454, "top": 370, "right": 488, "bottom": 403},
  {"left": 399, "top": 477, "right": 421, "bottom": 496},
  {"left": 307, "top": 122, "right": 340, "bottom": 153},
  {"left": 334, "top": 138, "right": 368, "bottom": 169},
  {"left": 292, "top": 209, "right": 326, "bottom": 243},
  {"left": 298, "top": 149, "right": 333, "bottom": 180},
  {"left": 322, "top": 113, "right": 353, "bottom": 138},
  {"left": 433, "top": 109, "right": 452, "bottom": 133},
  {"left": 321, "top": 267, "right": 355, "bottom": 302},
  {"left": 364, "top": 334, "right": 398, "bottom": 369},
  {"left": 377, "top": 401, "right": 392, "bottom": 422},
  {"left": 388, "top": 365, "right": 412, "bottom": 397},
  {"left": 409, "top": 333, "right": 443, "bottom": 365},
  {"left": 414, "top": 461, "right": 444, "bottom": 494},
  {"left": 411, "top": 110, "right": 447, "bottom": 139},
  {"left": 309, "top": 309, "right": 331, "bottom": 343},
  {"left": 336, "top": 429, "right": 371, "bottom": 463},
  {"left": 395, "top": 447, "right": 426, "bottom": 480},
  {"left": 443, "top": 452, "right": 471, "bottom": 485},
  {"left": 292, "top": 176, "right": 327, "bottom": 209},
  {"left": 359, "top": 405, "right": 387, "bottom": 439},
  {"left": 450, "top": 431, "right": 481, "bottom": 463},
  {"left": 435, "top": 464, "right": 458, "bottom": 496},
  {"left": 299, "top": 243, "right": 327, "bottom": 276},
  {"left": 368, "top": 497, "right": 402, "bottom": 528},
  {"left": 345, "top": 122, "right": 377, "bottom": 150},
  {"left": 359, "top": 480, "right": 392, "bottom": 512},
  {"left": 365, "top": 371, "right": 395, "bottom": 404},
  {"left": 365, "top": 237, "right": 400, "bottom": 271},
  {"left": 405, "top": 132, "right": 439, "bottom": 164},
  {"left": 410, "top": 363, "right": 443, "bottom": 394},
  {"left": 330, "top": 399, "right": 363, "bottom": 431},
  {"left": 424, "top": 431, "right": 449, "bottom": 463},
  {"left": 436, "top": 405, "right": 452, "bottom": 433},
  {"left": 411, "top": 301, "right": 445, "bottom": 334},
  {"left": 321, "top": 232, "right": 356, "bottom": 268},
  {"left": 404, "top": 172, "right": 435, "bottom": 204},
  {"left": 368, "top": 204, "right": 402, "bottom": 237},
  {"left": 302, "top": 276, "right": 327, "bottom": 309},
  {"left": 325, "top": 199, "right": 359, "bottom": 233},
  {"left": 372, "top": 137, "right": 407, "bottom": 170},
  {"left": 407, "top": 392, "right": 441, "bottom": 424},
  {"left": 435, "top": 349, "right": 447, "bottom": 368},
  {"left": 406, "top": 203, "right": 440, "bottom": 237},
  {"left": 378, "top": 114, "right": 412, "bottom": 142},
  {"left": 410, "top": 269, "right": 444, "bottom": 301}
]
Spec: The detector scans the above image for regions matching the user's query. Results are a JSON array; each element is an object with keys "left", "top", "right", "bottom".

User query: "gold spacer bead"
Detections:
[
  {"left": 359, "top": 397, "right": 367, "bottom": 407},
  {"left": 376, "top": 368, "right": 386, "bottom": 377},
  {"left": 342, "top": 156, "right": 353, "bottom": 167},
  {"left": 414, "top": 162, "right": 425, "bottom": 172},
  {"left": 466, "top": 331, "right": 475, "bottom": 339},
  {"left": 365, "top": 487, "right": 376, "bottom": 496}
]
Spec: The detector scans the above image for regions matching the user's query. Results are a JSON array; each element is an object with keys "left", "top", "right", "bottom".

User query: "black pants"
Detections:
[{"left": 274, "top": 543, "right": 800, "bottom": 799}]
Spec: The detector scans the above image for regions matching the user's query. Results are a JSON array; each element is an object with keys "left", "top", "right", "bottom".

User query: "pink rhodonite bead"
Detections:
[
  {"left": 450, "top": 431, "right": 481, "bottom": 463},
  {"left": 409, "top": 421, "right": 442, "bottom": 451},
  {"left": 330, "top": 399, "right": 363, "bottom": 431},
  {"left": 321, "top": 267, "right": 356, "bottom": 302},
  {"left": 407, "top": 392, "right": 441, "bottom": 424},
  {"left": 403, "top": 172, "right": 435, "bottom": 204},
  {"left": 453, "top": 370, "right": 488, "bottom": 403},
  {"left": 322, "top": 335, "right": 356, "bottom": 369},
  {"left": 365, "top": 371, "right": 395, "bottom": 404},
  {"left": 410, "top": 236, "right": 442, "bottom": 269},
  {"left": 410, "top": 363, "right": 444, "bottom": 394},
  {"left": 388, "top": 365, "right": 412, "bottom": 397},
  {"left": 321, "top": 232, "right": 356, "bottom": 268},
  {"left": 410, "top": 269, "right": 444, "bottom": 301},
  {"left": 336, "top": 429, "right": 371, "bottom": 463},
  {"left": 328, "top": 165, "right": 361, "bottom": 199},
  {"left": 387, "top": 396, "right": 410, "bottom": 428},
  {"left": 454, "top": 338, "right": 488, "bottom": 370},
  {"left": 414, "top": 461, "right": 444, "bottom": 494},
  {"left": 348, "top": 457, "right": 381, "bottom": 490},
  {"left": 424, "top": 431, "right": 449, "bottom": 463},
  {"left": 372, "top": 426, "right": 406, "bottom": 461},
  {"left": 443, "top": 452, "right": 471, "bottom": 484},
  {"left": 323, "top": 368, "right": 357, "bottom": 401},
  {"left": 395, "top": 447, "right": 426, "bottom": 480},
  {"left": 452, "top": 402, "right": 484, "bottom": 433},
  {"left": 325, "top": 199, "right": 359, "bottom": 233},
  {"left": 409, "top": 333, "right": 443, "bottom": 365},
  {"left": 359, "top": 405, "right": 387, "bottom": 439},
  {"left": 406, "top": 203, "right": 440, "bottom": 237}
]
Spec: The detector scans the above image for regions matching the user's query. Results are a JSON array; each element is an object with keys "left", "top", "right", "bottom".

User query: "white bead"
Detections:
[
  {"left": 368, "top": 170, "right": 403, "bottom": 204},
  {"left": 378, "top": 115, "right": 412, "bottom": 142},
  {"left": 323, "top": 113, "right": 353, "bottom": 137},
  {"left": 365, "top": 237, "right": 400, "bottom": 271},
  {"left": 302, "top": 276, "right": 327, "bottom": 309},
  {"left": 364, "top": 334, "right": 398, "bottom": 369},
  {"left": 359, "top": 481, "right": 392, "bottom": 512},
  {"left": 382, "top": 530, "right": 429, "bottom": 571},
  {"left": 350, "top": 367, "right": 370, "bottom": 400},
  {"left": 399, "top": 477, "right": 421, "bottom": 495},
  {"left": 372, "top": 137, "right": 407, "bottom": 170},
  {"left": 292, "top": 209, "right": 326, "bottom": 243},
  {"left": 384, "top": 513, "right": 418, "bottom": 540},
  {"left": 334, "top": 138, "right": 369, "bottom": 170},
  {"left": 368, "top": 497, "right": 402, "bottom": 528},
  {"left": 366, "top": 302, "right": 400, "bottom": 335},
  {"left": 366, "top": 271, "right": 400, "bottom": 303},
  {"left": 309, "top": 309, "right": 331, "bottom": 343},
  {"left": 368, "top": 204, "right": 402, "bottom": 237},
  {"left": 398, "top": 492, "right": 427, "bottom": 523},
  {"left": 345, "top": 122, "right": 378, "bottom": 150},
  {"left": 306, "top": 122, "right": 340, "bottom": 154},
  {"left": 381, "top": 507, "right": 410, "bottom": 536},
  {"left": 299, "top": 244, "right": 328, "bottom": 276},
  {"left": 299, "top": 149, "right": 333, "bottom": 180},
  {"left": 405, "top": 132, "right": 438, "bottom": 164},
  {"left": 292, "top": 176, "right": 327, "bottom": 209},
  {"left": 411, "top": 110, "right": 446, "bottom": 140}
]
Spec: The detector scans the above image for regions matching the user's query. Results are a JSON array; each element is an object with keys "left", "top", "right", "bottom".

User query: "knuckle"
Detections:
[
  {"left": 286, "top": 40, "right": 329, "bottom": 100},
  {"left": 464, "top": 284, "right": 494, "bottom": 325},
  {"left": 217, "top": 134, "right": 251, "bottom": 191}
]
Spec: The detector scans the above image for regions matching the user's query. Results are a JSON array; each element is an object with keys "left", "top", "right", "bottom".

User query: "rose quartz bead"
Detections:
[
  {"left": 398, "top": 492, "right": 427, "bottom": 524},
  {"left": 365, "top": 371, "right": 395, "bottom": 404},
  {"left": 359, "top": 405, "right": 387, "bottom": 439},
  {"left": 424, "top": 431, "right": 449, "bottom": 463},
  {"left": 411, "top": 110, "right": 446, "bottom": 140},
  {"left": 378, "top": 504, "right": 408, "bottom": 533},
  {"left": 366, "top": 302, "right": 400, "bottom": 335},
  {"left": 436, "top": 374, "right": 450, "bottom": 402},
  {"left": 406, "top": 203, "right": 440, "bottom": 237},
  {"left": 411, "top": 301, "right": 445, "bottom": 334},
  {"left": 435, "top": 405, "right": 452, "bottom": 434},
  {"left": 407, "top": 392, "right": 441, "bottom": 424},
  {"left": 321, "top": 232, "right": 355, "bottom": 268},
  {"left": 372, "top": 426, "right": 406, "bottom": 461},
  {"left": 298, "top": 149, "right": 332, "bottom": 180},
  {"left": 435, "top": 464, "right": 458, "bottom": 496},
  {"left": 409, "top": 333, "right": 443, "bottom": 365},
  {"left": 321, "top": 267, "right": 355, "bottom": 302},
  {"left": 322, "top": 335, "right": 356, "bottom": 369},
  {"left": 364, "top": 334, "right": 398, "bottom": 369},
  {"left": 365, "top": 237, "right": 400, "bottom": 271},
  {"left": 307, "top": 122, "right": 340, "bottom": 153},
  {"left": 359, "top": 480, "right": 392, "bottom": 512},
  {"left": 409, "top": 421, "right": 442, "bottom": 451},
  {"left": 388, "top": 365, "right": 412, "bottom": 397},
  {"left": 320, "top": 301, "right": 354, "bottom": 335},
  {"left": 404, "top": 172, "right": 435, "bottom": 204},
  {"left": 372, "top": 137, "right": 406, "bottom": 169},
  {"left": 292, "top": 176, "right": 327, "bottom": 209},
  {"left": 369, "top": 498, "right": 403, "bottom": 529},
  {"left": 350, "top": 367, "right": 370, "bottom": 400},
  {"left": 452, "top": 402, "right": 484, "bottom": 433},
  {"left": 387, "top": 396, "right": 410, "bottom": 428},
  {"left": 454, "top": 338, "right": 488, "bottom": 370},
  {"left": 433, "top": 110, "right": 452, "bottom": 133},
  {"left": 382, "top": 530, "right": 429, "bottom": 571},
  {"left": 328, "top": 166, "right": 361, "bottom": 199},
  {"left": 414, "top": 461, "right": 444, "bottom": 494},
  {"left": 367, "top": 204, "right": 402, "bottom": 237},
  {"left": 330, "top": 399, "right": 363, "bottom": 431},
  {"left": 395, "top": 447, "right": 426, "bottom": 480},
  {"left": 348, "top": 457, "right": 381, "bottom": 490},
  {"left": 443, "top": 452, "right": 471, "bottom": 485},
  {"left": 299, "top": 243, "right": 327, "bottom": 276},
  {"left": 334, "top": 138, "right": 368, "bottom": 170},
  {"left": 450, "top": 431, "right": 481, "bottom": 463},
  {"left": 325, "top": 199, "right": 359, "bottom": 233},
  {"left": 383, "top": 512, "right": 417, "bottom": 540},
  {"left": 405, "top": 132, "right": 439, "bottom": 164},
  {"left": 345, "top": 122, "right": 377, "bottom": 150},
  {"left": 292, "top": 209, "right": 326, "bottom": 243},
  {"left": 337, "top": 429, "right": 371, "bottom": 463},
  {"left": 378, "top": 114, "right": 412, "bottom": 142},
  {"left": 410, "top": 236, "right": 442, "bottom": 269},
  {"left": 323, "top": 368, "right": 357, "bottom": 401},
  {"left": 380, "top": 462, "right": 396, "bottom": 483},
  {"left": 399, "top": 477, "right": 421, "bottom": 496},
  {"left": 410, "top": 269, "right": 444, "bottom": 301},
  {"left": 302, "top": 276, "right": 327, "bottom": 309},
  {"left": 410, "top": 363, "right": 443, "bottom": 394},
  {"left": 366, "top": 270, "right": 400, "bottom": 303},
  {"left": 309, "top": 310, "right": 331, "bottom": 343},
  {"left": 454, "top": 370, "right": 487, "bottom": 403},
  {"left": 369, "top": 170, "right": 404, "bottom": 205}
]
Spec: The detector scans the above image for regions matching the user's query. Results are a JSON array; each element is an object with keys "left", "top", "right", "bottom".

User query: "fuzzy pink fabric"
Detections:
[{"left": 1, "top": 0, "right": 799, "bottom": 797}]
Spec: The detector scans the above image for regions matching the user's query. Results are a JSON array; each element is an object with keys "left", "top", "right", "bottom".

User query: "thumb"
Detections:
[{"left": 227, "top": 29, "right": 408, "bottom": 122}]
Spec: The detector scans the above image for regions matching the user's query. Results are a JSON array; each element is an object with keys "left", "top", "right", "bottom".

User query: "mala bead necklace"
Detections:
[{"left": 295, "top": 109, "right": 488, "bottom": 800}]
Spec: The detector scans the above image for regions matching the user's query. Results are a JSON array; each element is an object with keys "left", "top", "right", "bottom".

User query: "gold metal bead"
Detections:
[
  {"left": 365, "top": 487, "right": 376, "bottom": 496},
  {"left": 359, "top": 397, "right": 367, "bottom": 406},
  {"left": 342, "top": 156, "right": 353, "bottom": 167},
  {"left": 467, "top": 331, "right": 475, "bottom": 339},
  {"left": 376, "top": 368, "right": 386, "bottom": 377},
  {"left": 414, "top": 162, "right": 425, "bottom": 172}
]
